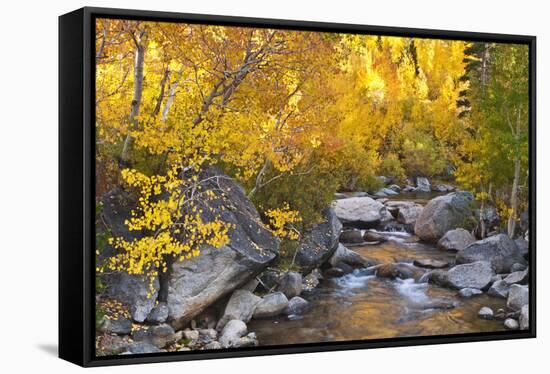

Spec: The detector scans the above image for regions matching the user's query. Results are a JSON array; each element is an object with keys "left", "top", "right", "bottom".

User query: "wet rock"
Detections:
[
  {"left": 339, "top": 230, "right": 364, "bottom": 244},
  {"left": 507, "top": 284, "right": 529, "bottom": 311},
  {"left": 323, "top": 267, "right": 346, "bottom": 278},
  {"left": 374, "top": 263, "right": 425, "bottom": 281},
  {"left": 519, "top": 305, "right": 529, "bottom": 330},
  {"left": 478, "top": 306, "right": 494, "bottom": 320},
  {"left": 329, "top": 243, "right": 369, "bottom": 268},
  {"left": 127, "top": 341, "right": 162, "bottom": 354},
  {"left": 413, "top": 258, "right": 449, "bottom": 269},
  {"left": 100, "top": 317, "right": 132, "bottom": 335},
  {"left": 458, "top": 288, "right": 483, "bottom": 298},
  {"left": 432, "top": 261, "right": 494, "bottom": 290},
  {"left": 218, "top": 319, "right": 247, "bottom": 348},
  {"left": 397, "top": 204, "right": 424, "bottom": 225},
  {"left": 363, "top": 230, "right": 388, "bottom": 242},
  {"left": 302, "top": 270, "right": 321, "bottom": 292},
  {"left": 295, "top": 208, "right": 342, "bottom": 273},
  {"left": 333, "top": 197, "right": 391, "bottom": 229},
  {"left": 456, "top": 234, "right": 527, "bottom": 273},
  {"left": 277, "top": 272, "right": 303, "bottom": 299},
  {"left": 284, "top": 296, "right": 310, "bottom": 316},
  {"left": 416, "top": 177, "right": 431, "bottom": 192},
  {"left": 503, "top": 268, "right": 529, "bottom": 285},
  {"left": 216, "top": 290, "right": 262, "bottom": 330},
  {"left": 488, "top": 280, "right": 510, "bottom": 299},
  {"left": 420, "top": 299, "right": 456, "bottom": 310},
  {"left": 437, "top": 228, "right": 476, "bottom": 251},
  {"left": 132, "top": 324, "right": 177, "bottom": 348},
  {"left": 253, "top": 292, "right": 289, "bottom": 318},
  {"left": 414, "top": 192, "right": 475, "bottom": 242},
  {"left": 146, "top": 302, "right": 169, "bottom": 324},
  {"left": 504, "top": 318, "right": 519, "bottom": 330}
]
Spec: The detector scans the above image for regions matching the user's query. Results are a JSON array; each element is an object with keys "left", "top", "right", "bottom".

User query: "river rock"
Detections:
[
  {"left": 127, "top": 341, "right": 162, "bottom": 354},
  {"left": 504, "top": 318, "right": 519, "bottom": 330},
  {"left": 458, "top": 288, "right": 483, "bottom": 298},
  {"left": 146, "top": 302, "right": 169, "bottom": 324},
  {"left": 397, "top": 204, "right": 424, "bottom": 225},
  {"left": 414, "top": 192, "right": 475, "bottom": 242},
  {"left": 132, "top": 324, "right": 178, "bottom": 348},
  {"left": 240, "top": 278, "right": 260, "bottom": 293},
  {"left": 339, "top": 230, "right": 364, "bottom": 244},
  {"left": 233, "top": 334, "right": 258, "bottom": 348},
  {"left": 166, "top": 168, "right": 279, "bottom": 330},
  {"left": 216, "top": 290, "right": 262, "bottom": 330},
  {"left": 514, "top": 237, "right": 529, "bottom": 259},
  {"left": 253, "top": 292, "right": 289, "bottom": 318},
  {"left": 432, "top": 184, "right": 455, "bottom": 192},
  {"left": 389, "top": 184, "right": 401, "bottom": 192},
  {"left": 413, "top": 259, "right": 449, "bottom": 269},
  {"left": 520, "top": 305, "right": 529, "bottom": 330},
  {"left": 204, "top": 341, "right": 222, "bottom": 350},
  {"left": 329, "top": 243, "right": 369, "bottom": 268},
  {"left": 100, "top": 317, "right": 132, "bottom": 335},
  {"left": 284, "top": 296, "right": 310, "bottom": 315},
  {"left": 218, "top": 319, "right": 247, "bottom": 348},
  {"left": 302, "top": 270, "right": 321, "bottom": 292},
  {"left": 374, "top": 263, "right": 425, "bottom": 281},
  {"left": 488, "top": 280, "right": 510, "bottom": 299},
  {"left": 510, "top": 263, "right": 527, "bottom": 272},
  {"left": 504, "top": 268, "right": 529, "bottom": 285},
  {"left": 432, "top": 261, "right": 494, "bottom": 290},
  {"left": 478, "top": 306, "right": 494, "bottom": 319},
  {"left": 333, "top": 197, "right": 391, "bottom": 229},
  {"left": 363, "top": 230, "right": 388, "bottom": 242},
  {"left": 456, "top": 234, "right": 526, "bottom": 273},
  {"left": 437, "top": 228, "right": 476, "bottom": 251},
  {"left": 182, "top": 329, "right": 199, "bottom": 341},
  {"left": 277, "top": 272, "right": 303, "bottom": 299},
  {"left": 323, "top": 267, "right": 346, "bottom": 278},
  {"left": 507, "top": 284, "right": 529, "bottom": 311},
  {"left": 416, "top": 177, "right": 431, "bottom": 192},
  {"left": 295, "top": 208, "right": 342, "bottom": 272}
]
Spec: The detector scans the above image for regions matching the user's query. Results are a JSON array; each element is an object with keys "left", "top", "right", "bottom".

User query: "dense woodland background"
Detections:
[{"left": 94, "top": 19, "right": 529, "bottom": 282}]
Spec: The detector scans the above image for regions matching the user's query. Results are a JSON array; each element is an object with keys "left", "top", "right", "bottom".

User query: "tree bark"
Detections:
[{"left": 120, "top": 30, "right": 146, "bottom": 165}]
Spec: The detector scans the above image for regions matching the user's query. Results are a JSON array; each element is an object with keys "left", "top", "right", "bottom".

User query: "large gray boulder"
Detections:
[
  {"left": 216, "top": 290, "right": 262, "bottom": 330},
  {"left": 430, "top": 261, "right": 494, "bottom": 290},
  {"left": 488, "top": 280, "right": 510, "bottom": 299},
  {"left": 332, "top": 197, "right": 391, "bottom": 228},
  {"left": 416, "top": 177, "right": 431, "bottom": 192},
  {"left": 437, "top": 228, "right": 476, "bottom": 251},
  {"left": 397, "top": 204, "right": 424, "bottom": 225},
  {"left": 277, "top": 272, "right": 303, "bottom": 299},
  {"left": 219, "top": 319, "right": 247, "bottom": 348},
  {"left": 504, "top": 268, "right": 529, "bottom": 285},
  {"left": 456, "top": 234, "right": 527, "bottom": 273},
  {"left": 295, "top": 208, "right": 342, "bottom": 272},
  {"left": 166, "top": 168, "right": 279, "bottom": 329},
  {"left": 329, "top": 243, "right": 369, "bottom": 268},
  {"left": 507, "top": 284, "right": 529, "bottom": 311},
  {"left": 414, "top": 192, "right": 475, "bottom": 242},
  {"left": 253, "top": 292, "right": 289, "bottom": 318}
]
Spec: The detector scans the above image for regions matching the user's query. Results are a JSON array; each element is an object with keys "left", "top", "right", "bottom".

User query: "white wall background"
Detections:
[{"left": 0, "top": 0, "right": 546, "bottom": 371}]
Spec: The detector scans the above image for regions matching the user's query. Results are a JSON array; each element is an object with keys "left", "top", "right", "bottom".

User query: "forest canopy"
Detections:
[{"left": 95, "top": 19, "right": 529, "bottom": 280}]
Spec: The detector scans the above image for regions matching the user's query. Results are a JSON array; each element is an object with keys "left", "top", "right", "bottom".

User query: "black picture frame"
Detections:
[{"left": 59, "top": 6, "right": 537, "bottom": 367}]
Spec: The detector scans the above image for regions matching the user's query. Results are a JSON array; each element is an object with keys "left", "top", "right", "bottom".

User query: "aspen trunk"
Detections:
[{"left": 507, "top": 157, "right": 520, "bottom": 237}]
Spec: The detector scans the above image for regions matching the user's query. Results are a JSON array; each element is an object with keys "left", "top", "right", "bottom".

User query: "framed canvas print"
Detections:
[{"left": 59, "top": 7, "right": 536, "bottom": 367}]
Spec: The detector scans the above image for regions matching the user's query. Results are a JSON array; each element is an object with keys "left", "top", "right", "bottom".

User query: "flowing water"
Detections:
[{"left": 248, "top": 229, "right": 507, "bottom": 346}]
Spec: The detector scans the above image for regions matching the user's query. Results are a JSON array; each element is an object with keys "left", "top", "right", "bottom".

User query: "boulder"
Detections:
[
  {"left": 397, "top": 204, "right": 424, "bottom": 225},
  {"left": 218, "top": 319, "right": 247, "bottom": 348},
  {"left": 166, "top": 168, "right": 279, "bottom": 330},
  {"left": 514, "top": 238, "right": 529, "bottom": 259},
  {"left": 216, "top": 290, "right": 262, "bottom": 330},
  {"left": 431, "top": 261, "right": 494, "bottom": 290},
  {"left": 253, "top": 292, "right": 289, "bottom": 318},
  {"left": 437, "top": 228, "right": 476, "bottom": 251},
  {"left": 284, "top": 296, "right": 310, "bottom": 316},
  {"left": 416, "top": 177, "right": 431, "bottom": 192},
  {"left": 414, "top": 192, "right": 475, "bottom": 242},
  {"left": 146, "top": 302, "right": 169, "bottom": 324},
  {"left": 333, "top": 197, "right": 391, "bottom": 229},
  {"left": 510, "top": 262, "right": 527, "bottom": 272},
  {"left": 103, "top": 273, "right": 159, "bottom": 323},
  {"left": 302, "top": 269, "right": 321, "bottom": 292},
  {"left": 374, "top": 263, "right": 426, "bottom": 281},
  {"left": 126, "top": 342, "right": 162, "bottom": 354},
  {"left": 507, "top": 284, "right": 529, "bottom": 311},
  {"left": 329, "top": 243, "right": 369, "bottom": 268},
  {"left": 488, "top": 280, "right": 510, "bottom": 299},
  {"left": 504, "top": 318, "right": 519, "bottom": 330},
  {"left": 456, "top": 234, "right": 527, "bottom": 273},
  {"left": 458, "top": 288, "right": 483, "bottom": 298},
  {"left": 339, "top": 230, "right": 364, "bottom": 244},
  {"left": 519, "top": 305, "right": 529, "bottom": 330},
  {"left": 204, "top": 341, "right": 222, "bottom": 350},
  {"left": 363, "top": 230, "right": 389, "bottom": 242},
  {"left": 182, "top": 329, "right": 199, "bottom": 341},
  {"left": 389, "top": 184, "right": 401, "bottom": 192},
  {"left": 100, "top": 317, "right": 132, "bottom": 335},
  {"left": 132, "top": 324, "right": 178, "bottom": 348},
  {"left": 503, "top": 268, "right": 529, "bottom": 285},
  {"left": 277, "top": 272, "right": 303, "bottom": 299},
  {"left": 478, "top": 306, "right": 494, "bottom": 320},
  {"left": 295, "top": 208, "right": 342, "bottom": 272}
]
